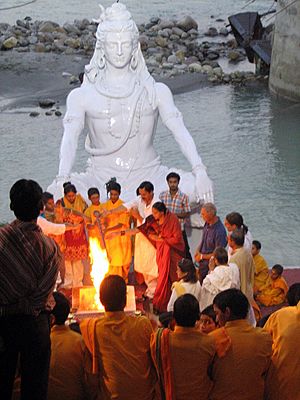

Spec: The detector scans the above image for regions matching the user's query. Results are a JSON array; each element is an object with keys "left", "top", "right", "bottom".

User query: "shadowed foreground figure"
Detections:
[
  {"left": 264, "top": 285, "right": 300, "bottom": 400},
  {"left": 80, "top": 275, "right": 158, "bottom": 400},
  {"left": 0, "top": 179, "right": 61, "bottom": 400},
  {"left": 209, "top": 289, "right": 272, "bottom": 400},
  {"left": 152, "top": 294, "right": 215, "bottom": 400}
]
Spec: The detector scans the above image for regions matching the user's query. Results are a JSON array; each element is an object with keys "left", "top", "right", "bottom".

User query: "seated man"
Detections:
[
  {"left": 48, "top": 292, "right": 92, "bottom": 400},
  {"left": 209, "top": 289, "right": 272, "bottom": 400},
  {"left": 199, "top": 305, "right": 218, "bottom": 334},
  {"left": 252, "top": 240, "right": 270, "bottom": 293},
  {"left": 264, "top": 289, "right": 300, "bottom": 400},
  {"left": 200, "top": 247, "right": 240, "bottom": 311},
  {"left": 256, "top": 264, "right": 289, "bottom": 307},
  {"left": 80, "top": 275, "right": 157, "bottom": 400},
  {"left": 151, "top": 294, "right": 215, "bottom": 400}
]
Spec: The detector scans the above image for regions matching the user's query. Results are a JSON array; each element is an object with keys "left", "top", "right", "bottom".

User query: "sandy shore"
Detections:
[{"left": 0, "top": 51, "right": 211, "bottom": 110}]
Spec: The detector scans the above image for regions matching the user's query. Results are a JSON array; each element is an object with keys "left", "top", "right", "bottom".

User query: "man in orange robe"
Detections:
[
  {"left": 264, "top": 293, "right": 300, "bottom": 400},
  {"left": 251, "top": 240, "right": 270, "bottom": 292},
  {"left": 209, "top": 289, "right": 272, "bottom": 400},
  {"left": 256, "top": 264, "right": 288, "bottom": 306},
  {"left": 151, "top": 293, "right": 215, "bottom": 400},
  {"left": 80, "top": 275, "right": 158, "bottom": 400}
]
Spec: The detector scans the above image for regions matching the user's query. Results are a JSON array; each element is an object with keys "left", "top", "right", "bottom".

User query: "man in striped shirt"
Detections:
[
  {"left": 0, "top": 179, "right": 62, "bottom": 400},
  {"left": 159, "top": 172, "right": 192, "bottom": 259}
]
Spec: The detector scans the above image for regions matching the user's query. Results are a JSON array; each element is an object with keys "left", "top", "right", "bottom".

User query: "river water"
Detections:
[{"left": 1, "top": 1, "right": 300, "bottom": 267}]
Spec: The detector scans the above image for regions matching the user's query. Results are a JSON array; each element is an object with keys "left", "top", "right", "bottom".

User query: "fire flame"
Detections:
[{"left": 89, "top": 237, "right": 110, "bottom": 310}]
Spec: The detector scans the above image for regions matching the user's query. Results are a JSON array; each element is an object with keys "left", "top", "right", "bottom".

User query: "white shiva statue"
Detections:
[{"left": 48, "top": 2, "right": 213, "bottom": 204}]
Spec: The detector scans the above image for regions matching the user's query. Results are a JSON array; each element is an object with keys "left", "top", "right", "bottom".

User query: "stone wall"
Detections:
[{"left": 269, "top": 0, "right": 300, "bottom": 102}]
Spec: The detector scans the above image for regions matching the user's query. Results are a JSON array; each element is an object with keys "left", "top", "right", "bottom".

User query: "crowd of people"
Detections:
[{"left": 0, "top": 177, "right": 299, "bottom": 400}]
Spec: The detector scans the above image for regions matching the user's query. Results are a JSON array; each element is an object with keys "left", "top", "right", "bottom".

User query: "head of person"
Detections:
[
  {"left": 158, "top": 311, "right": 174, "bottom": 329},
  {"left": 138, "top": 181, "right": 154, "bottom": 203},
  {"left": 100, "top": 275, "right": 127, "bottom": 312},
  {"left": 166, "top": 172, "right": 180, "bottom": 192},
  {"left": 108, "top": 181, "right": 121, "bottom": 203},
  {"left": 287, "top": 283, "right": 300, "bottom": 306},
  {"left": 63, "top": 182, "right": 77, "bottom": 204},
  {"left": 251, "top": 240, "right": 261, "bottom": 257},
  {"left": 213, "top": 289, "right": 249, "bottom": 327},
  {"left": 10, "top": 179, "right": 43, "bottom": 222},
  {"left": 201, "top": 203, "right": 217, "bottom": 224},
  {"left": 42, "top": 191, "right": 54, "bottom": 212},
  {"left": 92, "top": 2, "right": 144, "bottom": 74},
  {"left": 228, "top": 228, "right": 245, "bottom": 249},
  {"left": 152, "top": 201, "right": 167, "bottom": 221},
  {"left": 213, "top": 247, "right": 228, "bottom": 266},
  {"left": 177, "top": 258, "right": 197, "bottom": 283},
  {"left": 199, "top": 305, "right": 217, "bottom": 334},
  {"left": 225, "top": 212, "right": 248, "bottom": 234},
  {"left": 173, "top": 294, "right": 200, "bottom": 328},
  {"left": 271, "top": 264, "right": 284, "bottom": 281},
  {"left": 51, "top": 291, "right": 70, "bottom": 326},
  {"left": 88, "top": 187, "right": 100, "bottom": 206}
]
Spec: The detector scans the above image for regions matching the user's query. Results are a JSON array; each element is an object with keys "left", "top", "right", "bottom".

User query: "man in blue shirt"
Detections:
[{"left": 194, "top": 203, "right": 227, "bottom": 282}]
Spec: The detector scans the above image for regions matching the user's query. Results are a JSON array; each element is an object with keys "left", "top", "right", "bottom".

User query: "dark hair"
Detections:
[
  {"left": 152, "top": 201, "right": 167, "bottom": 215},
  {"left": 229, "top": 228, "right": 245, "bottom": 247},
  {"left": 200, "top": 304, "right": 217, "bottom": 324},
  {"left": 159, "top": 311, "right": 174, "bottom": 328},
  {"left": 178, "top": 258, "right": 197, "bottom": 283},
  {"left": 87, "top": 187, "right": 100, "bottom": 198},
  {"left": 272, "top": 264, "right": 284, "bottom": 276},
  {"left": 108, "top": 181, "right": 121, "bottom": 194},
  {"left": 214, "top": 247, "right": 228, "bottom": 265},
  {"left": 226, "top": 212, "right": 248, "bottom": 234},
  {"left": 213, "top": 289, "right": 249, "bottom": 320},
  {"left": 100, "top": 275, "right": 127, "bottom": 312},
  {"left": 173, "top": 294, "right": 200, "bottom": 327},
  {"left": 63, "top": 182, "right": 77, "bottom": 195},
  {"left": 252, "top": 240, "right": 261, "bottom": 250},
  {"left": 287, "top": 283, "right": 300, "bottom": 306},
  {"left": 10, "top": 179, "right": 43, "bottom": 221},
  {"left": 138, "top": 181, "right": 154, "bottom": 193},
  {"left": 51, "top": 292, "right": 70, "bottom": 325},
  {"left": 42, "top": 191, "right": 54, "bottom": 206},
  {"left": 166, "top": 172, "right": 180, "bottom": 182}
]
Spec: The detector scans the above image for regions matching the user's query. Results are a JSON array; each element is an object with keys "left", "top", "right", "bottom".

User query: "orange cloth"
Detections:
[
  {"left": 103, "top": 199, "right": 132, "bottom": 273},
  {"left": 209, "top": 327, "right": 232, "bottom": 358},
  {"left": 264, "top": 301, "right": 300, "bottom": 400},
  {"left": 209, "top": 319, "right": 272, "bottom": 400},
  {"left": 80, "top": 312, "right": 157, "bottom": 400},
  {"left": 48, "top": 325, "right": 91, "bottom": 400},
  {"left": 257, "top": 276, "right": 289, "bottom": 306},
  {"left": 253, "top": 253, "right": 270, "bottom": 292},
  {"left": 151, "top": 326, "right": 215, "bottom": 400}
]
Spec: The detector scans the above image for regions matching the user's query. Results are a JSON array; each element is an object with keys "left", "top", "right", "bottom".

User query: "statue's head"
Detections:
[{"left": 92, "top": 2, "right": 140, "bottom": 71}]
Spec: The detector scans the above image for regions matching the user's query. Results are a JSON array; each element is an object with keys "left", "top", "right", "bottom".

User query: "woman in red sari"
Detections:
[
  {"left": 106, "top": 202, "right": 184, "bottom": 313},
  {"left": 147, "top": 202, "right": 185, "bottom": 313}
]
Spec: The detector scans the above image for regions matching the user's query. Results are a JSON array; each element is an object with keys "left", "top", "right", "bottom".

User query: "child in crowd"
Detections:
[
  {"left": 199, "top": 305, "right": 218, "bottom": 334},
  {"left": 256, "top": 264, "right": 289, "bottom": 306},
  {"left": 252, "top": 240, "right": 270, "bottom": 293},
  {"left": 167, "top": 258, "right": 201, "bottom": 312},
  {"left": 84, "top": 187, "right": 104, "bottom": 224}
]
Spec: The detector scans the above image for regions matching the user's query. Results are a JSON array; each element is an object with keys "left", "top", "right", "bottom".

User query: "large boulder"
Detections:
[{"left": 177, "top": 16, "right": 198, "bottom": 32}]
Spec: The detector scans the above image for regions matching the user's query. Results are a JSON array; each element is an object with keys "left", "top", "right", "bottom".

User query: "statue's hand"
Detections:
[{"left": 194, "top": 167, "right": 214, "bottom": 203}]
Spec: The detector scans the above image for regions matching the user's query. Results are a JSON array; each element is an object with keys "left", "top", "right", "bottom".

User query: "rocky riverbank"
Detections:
[{"left": 0, "top": 15, "right": 268, "bottom": 86}]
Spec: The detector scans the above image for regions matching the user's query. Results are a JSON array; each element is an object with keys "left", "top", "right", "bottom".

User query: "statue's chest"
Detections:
[{"left": 86, "top": 90, "right": 155, "bottom": 138}]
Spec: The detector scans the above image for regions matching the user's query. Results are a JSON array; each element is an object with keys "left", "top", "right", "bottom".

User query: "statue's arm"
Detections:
[
  {"left": 155, "top": 82, "right": 213, "bottom": 202},
  {"left": 58, "top": 88, "right": 85, "bottom": 178},
  {"left": 156, "top": 82, "right": 204, "bottom": 171}
]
